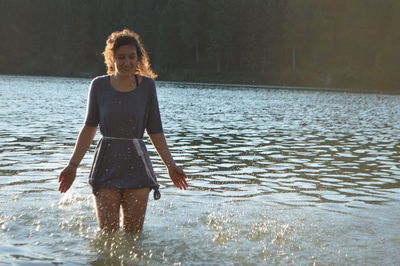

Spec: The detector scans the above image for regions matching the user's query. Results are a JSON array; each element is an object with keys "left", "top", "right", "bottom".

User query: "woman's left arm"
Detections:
[{"left": 148, "top": 132, "right": 188, "bottom": 190}]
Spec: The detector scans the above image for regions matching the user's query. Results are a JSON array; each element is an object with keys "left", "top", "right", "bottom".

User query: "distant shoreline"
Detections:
[
  {"left": 159, "top": 80, "right": 400, "bottom": 95},
  {"left": 1, "top": 74, "right": 399, "bottom": 95}
]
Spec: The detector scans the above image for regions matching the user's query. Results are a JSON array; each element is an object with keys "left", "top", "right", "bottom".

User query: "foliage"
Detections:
[{"left": 0, "top": 0, "right": 399, "bottom": 91}]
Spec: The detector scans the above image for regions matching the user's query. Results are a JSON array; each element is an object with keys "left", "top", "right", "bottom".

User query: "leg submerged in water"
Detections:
[
  {"left": 94, "top": 188, "right": 121, "bottom": 232},
  {"left": 121, "top": 188, "right": 150, "bottom": 232}
]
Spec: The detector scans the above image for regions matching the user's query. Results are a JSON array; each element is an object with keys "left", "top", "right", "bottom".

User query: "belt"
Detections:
[{"left": 102, "top": 136, "right": 161, "bottom": 200}]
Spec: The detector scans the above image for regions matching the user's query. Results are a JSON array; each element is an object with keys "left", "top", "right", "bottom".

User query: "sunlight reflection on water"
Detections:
[{"left": 0, "top": 75, "right": 400, "bottom": 265}]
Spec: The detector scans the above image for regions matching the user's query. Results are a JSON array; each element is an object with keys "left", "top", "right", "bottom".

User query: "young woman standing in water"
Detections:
[{"left": 58, "top": 29, "right": 188, "bottom": 232}]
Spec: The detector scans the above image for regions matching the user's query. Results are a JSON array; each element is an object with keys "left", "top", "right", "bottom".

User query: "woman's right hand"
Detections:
[{"left": 58, "top": 164, "right": 77, "bottom": 193}]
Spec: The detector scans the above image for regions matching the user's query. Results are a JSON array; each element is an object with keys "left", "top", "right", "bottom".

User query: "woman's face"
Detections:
[{"left": 113, "top": 44, "right": 138, "bottom": 76}]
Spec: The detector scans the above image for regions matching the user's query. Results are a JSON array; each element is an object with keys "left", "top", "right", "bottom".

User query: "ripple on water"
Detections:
[{"left": 1, "top": 76, "right": 400, "bottom": 264}]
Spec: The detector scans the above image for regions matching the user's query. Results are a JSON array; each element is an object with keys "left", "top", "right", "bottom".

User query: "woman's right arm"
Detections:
[{"left": 58, "top": 125, "right": 97, "bottom": 193}]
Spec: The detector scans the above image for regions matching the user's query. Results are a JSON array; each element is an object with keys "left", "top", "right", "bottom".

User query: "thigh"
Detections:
[
  {"left": 94, "top": 188, "right": 122, "bottom": 231},
  {"left": 121, "top": 188, "right": 150, "bottom": 232}
]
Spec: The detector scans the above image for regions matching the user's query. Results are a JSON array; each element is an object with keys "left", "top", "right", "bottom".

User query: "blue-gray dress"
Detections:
[{"left": 85, "top": 75, "right": 163, "bottom": 199}]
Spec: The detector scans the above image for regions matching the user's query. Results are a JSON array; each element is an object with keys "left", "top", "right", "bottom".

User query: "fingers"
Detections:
[
  {"left": 58, "top": 172, "right": 74, "bottom": 193},
  {"left": 58, "top": 178, "right": 66, "bottom": 193},
  {"left": 58, "top": 171, "right": 64, "bottom": 183},
  {"left": 179, "top": 173, "right": 188, "bottom": 190},
  {"left": 58, "top": 173, "right": 64, "bottom": 192},
  {"left": 58, "top": 181, "right": 65, "bottom": 193},
  {"left": 172, "top": 171, "right": 188, "bottom": 190},
  {"left": 58, "top": 179, "right": 72, "bottom": 193}
]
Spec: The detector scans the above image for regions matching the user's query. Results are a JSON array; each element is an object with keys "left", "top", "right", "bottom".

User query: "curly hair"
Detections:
[{"left": 102, "top": 29, "right": 157, "bottom": 78}]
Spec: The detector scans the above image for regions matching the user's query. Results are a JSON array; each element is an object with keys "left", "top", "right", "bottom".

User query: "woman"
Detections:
[{"left": 58, "top": 29, "right": 188, "bottom": 232}]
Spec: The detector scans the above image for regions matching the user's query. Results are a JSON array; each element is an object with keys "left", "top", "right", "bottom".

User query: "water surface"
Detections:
[{"left": 0, "top": 75, "right": 399, "bottom": 265}]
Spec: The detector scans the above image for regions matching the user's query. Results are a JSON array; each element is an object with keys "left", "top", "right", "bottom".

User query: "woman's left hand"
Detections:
[{"left": 167, "top": 164, "right": 188, "bottom": 190}]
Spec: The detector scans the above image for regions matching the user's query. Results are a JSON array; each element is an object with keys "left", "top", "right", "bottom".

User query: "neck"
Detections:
[
  {"left": 112, "top": 73, "right": 138, "bottom": 88},
  {"left": 114, "top": 73, "right": 135, "bottom": 81}
]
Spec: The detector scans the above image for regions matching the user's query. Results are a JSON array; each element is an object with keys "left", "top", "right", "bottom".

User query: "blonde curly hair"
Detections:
[{"left": 102, "top": 29, "right": 157, "bottom": 78}]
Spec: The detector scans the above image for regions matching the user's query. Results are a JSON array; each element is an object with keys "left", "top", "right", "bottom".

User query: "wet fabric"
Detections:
[{"left": 84, "top": 75, "right": 163, "bottom": 200}]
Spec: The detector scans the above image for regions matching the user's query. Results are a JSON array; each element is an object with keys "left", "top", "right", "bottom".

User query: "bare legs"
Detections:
[
  {"left": 94, "top": 188, "right": 150, "bottom": 232},
  {"left": 121, "top": 188, "right": 150, "bottom": 231},
  {"left": 94, "top": 188, "right": 121, "bottom": 231}
]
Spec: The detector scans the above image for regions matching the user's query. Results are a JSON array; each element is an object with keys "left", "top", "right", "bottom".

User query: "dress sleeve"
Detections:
[
  {"left": 84, "top": 78, "right": 99, "bottom": 127},
  {"left": 146, "top": 79, "right": 163, "bottom": 134}
]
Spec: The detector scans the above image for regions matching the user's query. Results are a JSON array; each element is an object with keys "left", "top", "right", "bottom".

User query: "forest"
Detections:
[{"left": 0, "top": 0, "right": 399, "bottom": 92}]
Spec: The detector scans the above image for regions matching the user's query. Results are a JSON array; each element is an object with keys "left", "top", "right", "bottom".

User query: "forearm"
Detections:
[
  {"left": 69, "top": 125, "right": 97, "bottom": 166},
  {"left": 148, "top": 132, "right": 176, "bottom": 168}
]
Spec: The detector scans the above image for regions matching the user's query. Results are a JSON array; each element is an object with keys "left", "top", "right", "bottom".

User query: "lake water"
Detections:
[{"left": 0, "top": 75, "right": 399, "bottom": 265}]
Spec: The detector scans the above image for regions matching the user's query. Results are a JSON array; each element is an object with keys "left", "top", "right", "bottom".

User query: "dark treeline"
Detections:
[{"left": 1, "top": 0, "right": 399, "bottom": 91}]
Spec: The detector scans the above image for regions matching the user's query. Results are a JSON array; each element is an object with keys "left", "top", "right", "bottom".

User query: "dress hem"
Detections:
[{"left": 90, "top": 184, "right": 161, "bottom": 200}]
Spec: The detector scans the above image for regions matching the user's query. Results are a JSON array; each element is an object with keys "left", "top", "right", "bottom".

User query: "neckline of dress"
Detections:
[{"left": 108, "top": 75, "right": 143, "bottom": 94}]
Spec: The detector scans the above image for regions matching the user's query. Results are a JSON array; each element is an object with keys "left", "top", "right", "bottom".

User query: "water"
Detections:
[{"left": 0, "top": 75, "right": 399, "bottom": 265}]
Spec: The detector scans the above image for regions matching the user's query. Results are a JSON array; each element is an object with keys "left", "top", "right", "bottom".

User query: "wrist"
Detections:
[{"left": 68, "top": 161, "right": 79, "bottom": 168}]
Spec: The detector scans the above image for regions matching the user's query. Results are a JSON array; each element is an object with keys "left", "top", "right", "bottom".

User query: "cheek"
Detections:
[{"left": 115, "top": 60, "right": 127, "bottom": 68}]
